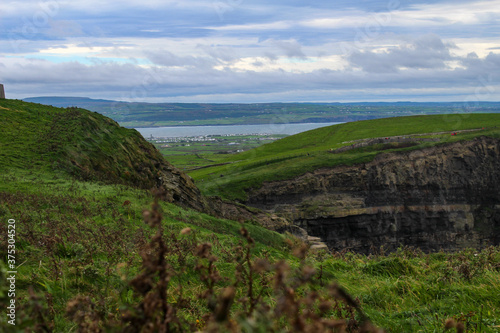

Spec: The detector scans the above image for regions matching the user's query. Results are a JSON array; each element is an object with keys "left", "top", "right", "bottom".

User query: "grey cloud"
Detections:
[
  {"left": 460, "top": 52, "right": 500, "bottom": 69},
  {"left": 196, "top": 45, "right": 240, "bottom": 63},
  {"left": 46, "top": 20, "right": 84, "bottom": 38},
  {"left": 3, "top": 46, "right": 500, "bottom": 102},
  {"left": 145, "top": 50, "right": 218, "bottom": 68},
  {"left": 263, "top": 39, "right": 307, "bottom": 59},
  {"left": 348, "top": 34, "right": 455, "bottom": 73},
  {"left": 264, "top": 52, "right": 278, "bottom": 61}
]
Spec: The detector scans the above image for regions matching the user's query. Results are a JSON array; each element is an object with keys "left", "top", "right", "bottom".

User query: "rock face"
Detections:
[
  {"left": 246, "top": 137, "right": 500, "bottom": 253},
  {"left": 158, "top": 163, "right": 208, "bottom": 212},
  {"left": 158, "top": 167, "right": 289, "bottom": 230}
]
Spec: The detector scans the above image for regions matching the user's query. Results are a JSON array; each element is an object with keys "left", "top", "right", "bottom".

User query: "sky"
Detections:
[{"left": 1, "top": 0, "right": 500, "bottom": 103}]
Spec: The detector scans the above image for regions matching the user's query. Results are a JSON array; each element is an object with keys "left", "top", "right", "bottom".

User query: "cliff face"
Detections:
[
  {"left": 158, "top": 167, "right": 289, "bottom": 230},
  {"left": 246, "top": 137, "right": 500, "bottom": 253}
]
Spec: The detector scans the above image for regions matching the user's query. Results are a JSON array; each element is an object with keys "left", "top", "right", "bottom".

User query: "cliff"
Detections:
[{"left": 246, "top": 136, "right": 500, "bottom": 253}]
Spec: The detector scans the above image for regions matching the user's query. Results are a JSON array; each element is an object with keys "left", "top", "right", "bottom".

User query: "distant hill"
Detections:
[
  {"left": 24, "top": 96, "right": 116, "bottom": 108},
  {"left": 23, "top": 96, "right": 500, "bottom": 127}
]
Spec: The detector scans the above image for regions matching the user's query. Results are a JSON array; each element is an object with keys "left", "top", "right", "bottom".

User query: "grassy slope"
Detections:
[
  {"left": 0, "top": 98, "right": 288, "bottom": 250},
  {"left": 0, "top": 170, "right": 290, "bottom": 331},
  {"left": 2, "top": 170, "right": 500, "bottom": 332},
  {"left": 0, "top": 99, "right": 168, "bottom": 189},
  {"left": 190, "top": 113, "right": 500, "bottom": 200},
  {"left": 1, "top": 100, "right": 500, "bottom": 331}
]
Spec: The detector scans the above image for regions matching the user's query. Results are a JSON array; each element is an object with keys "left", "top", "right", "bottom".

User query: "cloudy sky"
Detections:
[{"left": 1, "top": 0, "right": 499, "bottom": 102}]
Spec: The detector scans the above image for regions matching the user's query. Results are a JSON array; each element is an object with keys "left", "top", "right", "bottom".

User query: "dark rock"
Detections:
[{"left": 246, "top": 137, "right": 500, "bottom": 253}]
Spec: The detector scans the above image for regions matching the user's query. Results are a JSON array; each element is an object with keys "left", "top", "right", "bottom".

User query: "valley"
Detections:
[{"left": 146, "top": 133, "right": 288, "bottom": 170}]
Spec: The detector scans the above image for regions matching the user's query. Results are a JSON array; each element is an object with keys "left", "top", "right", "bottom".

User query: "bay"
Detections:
[{"left": 135, "top": 122, "right": 342, "bottom": 138}]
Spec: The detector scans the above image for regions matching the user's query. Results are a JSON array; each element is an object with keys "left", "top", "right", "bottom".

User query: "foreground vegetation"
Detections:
[
  {"left": 2, "top": 170, "right": 500, "bottom": 332},
  {"left": 1, "top": 100, "right": 500, "bottom": 331},
  {"left": 190, "top": 113, "right": 500, "bottom": 200}
]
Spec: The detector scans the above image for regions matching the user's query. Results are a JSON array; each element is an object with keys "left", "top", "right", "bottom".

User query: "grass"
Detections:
[
  {"left": 189, "top": 113, "right": 500, "bottom": 200},
  {"left": 2, "top": 169, "right": 500, "bottom": 331},
  {"left": 2, "top": 170, "right": 500, "bottom": 331},
  {"left": 0, "top": 99, "right": 169, "bottom": 189},
  {"left": 0, "top": 169, "right": 291, "bottom": 331},
  {"left": 1, "top": 100, "right": 500, "bottom": 331}
]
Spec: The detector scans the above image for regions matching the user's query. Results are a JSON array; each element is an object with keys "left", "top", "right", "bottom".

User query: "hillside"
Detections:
[
  {"left": 0, "top": 99, "right": 207, "bottom": 211},
  {"left": 190, "top": 113, "right": 500, "bottom": 200},
  {"left": 0, "top": 99, "right": 295, "bottom": 330},
  {"left": 1, "top": 100, "right": 500, "bottom": 331}
]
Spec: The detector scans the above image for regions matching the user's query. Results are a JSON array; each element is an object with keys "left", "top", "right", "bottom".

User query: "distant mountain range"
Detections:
[{"left": 23, "top": 96, "right": 500, "bottom": 128}]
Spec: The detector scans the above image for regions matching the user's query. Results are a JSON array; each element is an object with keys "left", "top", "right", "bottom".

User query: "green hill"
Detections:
[
  {"left": 0, "top": 99, "right": 292, "bottom": 330},
  {"left": 0, "top": 100, "right": 177, "bottom": 189},
  {"left": 0, "top": 99, "right": 218, "bottom": 211},
  {"left": 190, "top": 113, "right": 500, "bottom": 200},
  {"left": 0, "top": 99, "right": 172, "bottom": 189}
]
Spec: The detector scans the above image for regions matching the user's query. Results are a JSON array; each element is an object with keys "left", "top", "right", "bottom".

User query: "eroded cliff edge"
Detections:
[{"left": 246, "top": 136, "right": 500, "bottom": 253}]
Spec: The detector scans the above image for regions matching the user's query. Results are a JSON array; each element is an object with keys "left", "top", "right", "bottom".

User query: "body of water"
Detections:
[{"left": 135, "top": 122, "right": 342, "bottom": 138}]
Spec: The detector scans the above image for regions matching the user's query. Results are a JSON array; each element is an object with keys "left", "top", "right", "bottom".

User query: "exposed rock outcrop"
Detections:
[
  {"left": 246, "top": 137, "right": 500, "bottom": 253},
  {"left": 158, "top": 160, "right": 289, "bottom": 230},
  {"left": 157, "top": 163, "right": 208, "bottom": 212}
]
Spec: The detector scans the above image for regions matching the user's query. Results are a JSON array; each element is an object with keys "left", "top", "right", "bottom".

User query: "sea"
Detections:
[{"left": 135, "top": 122, "right": 342, "bottom": 138}]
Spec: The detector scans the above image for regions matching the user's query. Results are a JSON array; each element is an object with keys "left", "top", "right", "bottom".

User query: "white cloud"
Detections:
[
  {"left": 209, "top": 21, "right": 292, "bottom": 31},
  {"left": 397, "top": 0, "right": 500, "bottom": 25},
  {"left": 219, "top": 55, "right": 347, "bottom": 73},
  {"left": 300, "top": 0, "right": 500, "bottom": 29},
  {"left": 39, "top": 44, "right": 116, "bottom": 55}
]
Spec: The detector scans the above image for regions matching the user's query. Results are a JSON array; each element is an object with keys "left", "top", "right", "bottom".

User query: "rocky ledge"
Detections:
[
  {"left": 159, "top": 164, "right": 289, "bottom": 230},
  {"left": 246, "top": 136, "right": 500, "bottom": 253}
]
